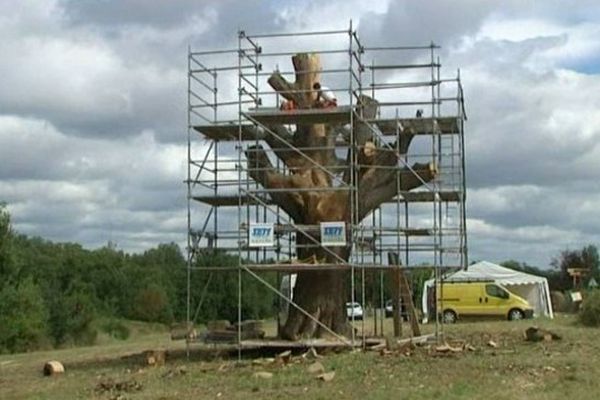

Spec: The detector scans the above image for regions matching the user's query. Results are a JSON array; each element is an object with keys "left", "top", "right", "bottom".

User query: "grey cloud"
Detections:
[
  {"left": 468, "top": 184, "right": 600, "bottom": 234},
  {"left": 2, "top": 0, "right": 599, "bottom": 266},
  {"left": 61, "top": 0, "right": 214, "bottom": 28},
  {"left": 405, "top": 33, "right": 596, "bottom": 194},
  {"left": 1, "top": 115, "right": 188, "bottom": 250}
]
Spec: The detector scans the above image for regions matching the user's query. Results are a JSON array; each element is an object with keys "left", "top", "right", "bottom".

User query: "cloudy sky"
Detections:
[{"left": 1, "top": 0, "right": 600, "bottom": 268}]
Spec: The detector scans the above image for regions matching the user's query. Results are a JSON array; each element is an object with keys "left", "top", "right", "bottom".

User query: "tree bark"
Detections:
[{"left": 247, "top": 53, "right": 437, "bottom": 340}]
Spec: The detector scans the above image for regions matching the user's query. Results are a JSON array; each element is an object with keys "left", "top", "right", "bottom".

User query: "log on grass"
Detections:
[{"left": 43, "top": 361, "right": 65, "bottom": 376}]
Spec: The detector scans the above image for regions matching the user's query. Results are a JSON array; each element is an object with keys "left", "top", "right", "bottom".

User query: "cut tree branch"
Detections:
[
  {"left": 245, "top": 145, "right": 304, "bottom": 221},
  {"left": 358, "top": 162, "right": 437, "bottom": 219}
]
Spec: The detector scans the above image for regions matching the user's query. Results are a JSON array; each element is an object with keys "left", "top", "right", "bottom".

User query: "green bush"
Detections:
[
  {"left": 579, "top": 291, "right": 600, "bottom": 326},
  {"left": 131, "top": 285, "right": 174, "bottom": 324},
  {"left": 0, "top": 278, "right": 48, "bottom": 353},
  {"left": 100, "top": 319, "right": 130, "bottom": 340},
  {"left": 46, "top": 287, "right": 98, "bottom": 347}
]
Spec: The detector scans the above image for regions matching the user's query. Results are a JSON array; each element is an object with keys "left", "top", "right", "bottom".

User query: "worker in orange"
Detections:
[
  {"left": 313, "top": 82, "right": 337, "bottom": 108},
  {"left": 279, "top": 99, "right": 296, "bottom": 111}
]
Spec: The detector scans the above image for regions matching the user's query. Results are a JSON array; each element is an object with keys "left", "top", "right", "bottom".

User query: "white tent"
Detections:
[{"left": 422, "top": 261, "right": 554, "bottom": 320}]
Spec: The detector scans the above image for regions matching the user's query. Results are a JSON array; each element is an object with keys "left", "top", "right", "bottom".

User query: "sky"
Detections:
[{"left": 1, "top": 0, "right": 600, "bottom": 268}]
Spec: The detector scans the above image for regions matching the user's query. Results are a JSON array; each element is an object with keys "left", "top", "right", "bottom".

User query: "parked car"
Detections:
[
  {"left": 385, "top": 299, "right": 408, "bottom": 320},
  {"left": 384, "top": 299, "right": 393, "bottom": 317},
  {"left": 346, "top": 302, "right": 363, "bottom": 320},
  {"left": 437, "top": 281, "right": 534, "bottom": 323}
]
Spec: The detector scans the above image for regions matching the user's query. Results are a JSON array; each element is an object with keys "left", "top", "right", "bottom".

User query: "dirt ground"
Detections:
[{"left": 1, "top": 315, "right": 598, "bottom": 400}]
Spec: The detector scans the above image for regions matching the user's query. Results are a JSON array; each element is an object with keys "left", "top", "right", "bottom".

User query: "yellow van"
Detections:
[{"left": 437, "top": 281, "right": 534, "bottom": 323}]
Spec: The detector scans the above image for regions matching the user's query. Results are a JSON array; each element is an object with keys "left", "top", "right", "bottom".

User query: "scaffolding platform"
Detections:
[
  {"left": 192, "top": 191, "right": 460, "bottom": 206},
  {"left": 399, "top": 191, "right": 462, "bottom": 202},
  {"left": 240, "top": 223, "right": 431, "bottom": 237},
  {"left": 192, "top": 116, "right": 459, "bottom": 142},
  {"left": 374, "top": 116, "right": 459, "bottom": 135},
  {"left": 191, "top": 195, "right": 268, "bottom": 207},
  {"left": 244, "top": 106, "right": 353, "bottom": 125},
  {"left": 193, "top": 124, "right": 262, "bottom": 141},
  {"left": 187, "top": 25, "right": 468, "bottom": 346},
  {"left": 194, "top": 263, "right": 463, "bottom": 272}
]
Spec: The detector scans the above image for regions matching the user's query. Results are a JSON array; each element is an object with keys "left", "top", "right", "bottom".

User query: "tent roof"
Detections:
[{"left": 446, "top": 261, "right": 547, "bottom": 285}]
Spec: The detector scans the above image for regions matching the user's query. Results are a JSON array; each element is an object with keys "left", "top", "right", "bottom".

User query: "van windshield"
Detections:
[{"left": 486, "top": 284, "right": 509, "bottom": 299}]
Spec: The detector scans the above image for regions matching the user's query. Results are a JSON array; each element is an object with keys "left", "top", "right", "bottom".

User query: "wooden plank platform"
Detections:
[
  {"left": 192, "top": 195, "right": 271, "bottom": 206},
  {"left": 191, "top": 337, "right": 385, "bottom": 350},
  {"left": 374, "top": 117, "right": 459, "bottom": 135},
  {"left": 192, "top": 191, "right": 461, "bottom": 206},
  {"left": 192, "top": 116, "right": 460, "bottom": 142},
  {"left": 239, "top": 223, "right": 431, "bottom": 237},
  {"left": 243, "top": 106, "right": 352, "bottom": 125},
  {"left": 397, "top": 191, "right": 461, "bottom": 202},
  {"left": 237, "top": 263, "right": 463, "bottom": 272},
  {"left": 193, "top": 124, "right": 262, "bottom": 141},
  {"left": 187, "top": 264, "right": 463, "bottom": 272}
]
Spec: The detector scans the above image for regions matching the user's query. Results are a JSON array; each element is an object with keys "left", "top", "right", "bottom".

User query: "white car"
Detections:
[
  {"left": 385, "top": 299, "right": 408, "bottom": 320},
  {"left": 346, "top": 302, "right": 364, "bottom": 320}
]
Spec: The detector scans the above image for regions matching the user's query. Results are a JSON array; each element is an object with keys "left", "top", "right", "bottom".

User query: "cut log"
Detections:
[
  {"left": 207, "top": 320, "right": 231, "bottom": 331},
  {"left": 525, "top": 326, "right": 562, "bottom": 342},
  {"left": 144, "top": 350, "right": 166, "bottom": 366},
  {"left": 317, "top": 371, "right": 336, "bottom": 382},
  {"left": 307, "top": 361, "right": 325, "bottom": 374},
  {"left": 232, "top": 320, "right": 264, "bottom": 332},
  {"left": 170, "top": 322, "right": 197, "bottom": 340},
  {"left": 253, "top": 371, "right": 274, "bottom": 379},
  {"left": 204, "top": 328, "right": 265, "bottom": 343},
  {"left": 43, "top": 361, "right": 64, "bottom": 376}
]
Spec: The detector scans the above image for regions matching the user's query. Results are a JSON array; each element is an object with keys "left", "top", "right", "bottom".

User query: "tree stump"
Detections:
[{"left": 247, "top": 52, "right": 437, "bottom": 340}]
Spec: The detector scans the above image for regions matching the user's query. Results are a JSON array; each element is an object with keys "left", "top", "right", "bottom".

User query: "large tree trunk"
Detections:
[{"left": 246, "top": 53, "right": 436, "bottom": 340}]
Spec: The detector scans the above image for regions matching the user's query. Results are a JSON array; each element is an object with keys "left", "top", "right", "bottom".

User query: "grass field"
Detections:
[{"left": 1, "top": 315, "right": 598, "bottom": 400}]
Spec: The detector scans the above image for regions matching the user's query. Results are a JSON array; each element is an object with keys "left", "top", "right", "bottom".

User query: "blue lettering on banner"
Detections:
[
  {"left": 324, "top": 227, "right": 343, "bottom": 236},
  {"left": 252, "top": 227, "right": 271, "bottom": 236},
  {"left": 249, "top": 223, "right": 274, "bottom": 247},
  {"left": 320, "top": 222, "right": 346, "bottom": 246}
]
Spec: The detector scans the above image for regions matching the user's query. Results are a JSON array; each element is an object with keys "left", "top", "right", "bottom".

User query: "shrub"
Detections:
[
  {"left": 131, "top": 285, "right": 174, "bottom": 324},
  {"left": 0, "top": 278, "right": 48, "bottom": 353},
  {"left": 46, "top": 287, "right": 98, "bottom": 347},
  {"left": 579, "top": 291, "right": 600, "bottom": 326},
  {"left": 100, "top": 319, "right": 130, "bottom": 340}
]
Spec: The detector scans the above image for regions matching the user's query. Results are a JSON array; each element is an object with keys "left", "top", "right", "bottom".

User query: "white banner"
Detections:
[
  {"left": 320, "top": 221, "right": 346, "bottom": 246},
  {"left": 248, "top": 223, "right": 274, "bottom": 247}
]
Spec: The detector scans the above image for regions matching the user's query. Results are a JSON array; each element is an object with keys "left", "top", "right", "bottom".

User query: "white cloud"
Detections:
[
  {"left": 1, "top": 0, "right": 599, "bottom": 267},
  {"left": 1, "top": 115, "right": 187, "bottom": 250}
]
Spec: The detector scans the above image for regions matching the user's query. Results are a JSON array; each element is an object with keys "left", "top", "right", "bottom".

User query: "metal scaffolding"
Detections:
[{"left": 186, "top": 22, "right": 467, "bottom": 350}]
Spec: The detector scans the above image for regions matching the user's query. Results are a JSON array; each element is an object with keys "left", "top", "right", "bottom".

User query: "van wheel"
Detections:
[
  {"left": 508, "top": 309, "right": 524, "bottom": 321},
  {"left": 442, "top": 310, "right": 457, "bottom": 324}
]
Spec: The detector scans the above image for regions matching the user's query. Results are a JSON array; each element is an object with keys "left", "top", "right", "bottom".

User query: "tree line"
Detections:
[
  {"left": 501, "top": 244, "right": 599, "bottom": 291},
  {"left": 0, "top": 204, "right": 276, "bottom": 354},
  {"left": 1, "top": 203, "right": 598, "bottom": 354}
]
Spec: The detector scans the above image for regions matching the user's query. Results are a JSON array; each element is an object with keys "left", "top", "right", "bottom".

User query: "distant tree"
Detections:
[
  {"left": 550, "top": 245, "right": 600, "bottom": 290},
  {"left": 0, "top": 203, "right": 16, "bottom": 286},
  {"left": 0, "top": 206, "right": 284, "bottom": 352},
  {"left": 185, "top": 251, "right": 277, "bottom": 323},
  {"left": 501, "top": 260, "right": 545, "bottom": 276},
  {"left": 131, "top": 284, "right": 174, "bottom": 324},
  {"left": 581, "top": 245, "right": 600, "bottom": 281},
  {"left": 45, "top": 281, "right": 97, "bottom": 346},
  {"left": 500, "top": 260, "right": 566, "bottom": 291},
  {"left": 0, "top": 277, "right": 48, "bottom": 353}
]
